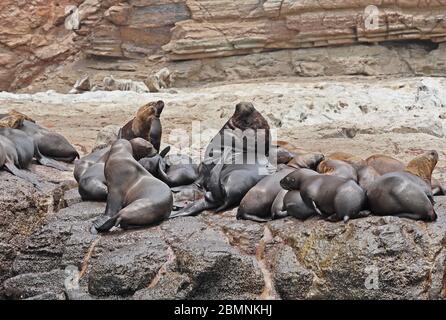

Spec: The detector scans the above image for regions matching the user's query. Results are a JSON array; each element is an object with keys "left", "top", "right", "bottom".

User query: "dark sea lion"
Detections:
[
  {"left": 0, "top": 135, "right": 40, "bottom": 187},
  {"left": 357, "top": 165, "right": 381, "bottom": 191},
  {"left": 0, "top": 127, "right": 70, "bottom": 171},
  {"left": 366, "top": 150, "right": 438, "bottom": 221},
  {"left": 92, "top": 139, "right": 172, "bottom": 232},
  {"left": 171, "top": 151, "right": 273, "bottom": 218},
  {"left": 271, "top": 189, "right": 317, "bottom": 220},
  {"left": 138, "top": 146, "right": 171, "bottom": 177},
  {"left": 74, "top": 147, "right": 110, "bottom": 183},
  {"left": 19, "top": 120, "right": 79, "bottom": 163},
  {"left": 365, "top": 154, "right": 404, "bottom": 175},
  {"left": 119, "top": 100, "right": 164, "bottom": 151},
  {"left": 78, "top": 138, "right": 157, "bottom": 202},
  {"left": 237, "top": 166, "right": 295, "bottom": 222},
  {"left": 171, "top": 184, "right": 204, "bottom": 211},
  {"left": 157, "top": 153, "right": 199, "bottom": 187},
  {"left": 317, "top": 159, "right": 358, "bottom": 181},
  {"left": 197, "top": 102, "right": 271, "bottom": 187},
  {"left": 280, "top": 168, "right": 366, "bottom": 223}
]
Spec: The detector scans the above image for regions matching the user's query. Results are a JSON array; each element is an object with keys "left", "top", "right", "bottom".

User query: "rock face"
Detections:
[
  {"left": 163, "top": 0, "right": 446, "bottom": 60},
  {"left": 1, "top": 1, "right": 445, "bottom": 92},
  {"left": 2, "top": 170, "right": 446, "bottom": 299}
]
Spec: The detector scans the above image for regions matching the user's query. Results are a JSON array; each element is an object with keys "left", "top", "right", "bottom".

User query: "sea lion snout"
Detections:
[
  {"left": 427, "top": 150, "right": 438, "bottom": 161},
  {"left": 154, "top": 100, "right": 165, "bottom": 117}
]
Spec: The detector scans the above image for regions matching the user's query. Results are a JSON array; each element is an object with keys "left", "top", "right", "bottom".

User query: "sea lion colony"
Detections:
[{"left": 0, "top": 102, "right": 442, "bottom": 233}]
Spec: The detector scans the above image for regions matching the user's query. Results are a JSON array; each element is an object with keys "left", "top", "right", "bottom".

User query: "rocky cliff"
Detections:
[{"left": 1, "top": 0, "right": 445, "bottom": 92}]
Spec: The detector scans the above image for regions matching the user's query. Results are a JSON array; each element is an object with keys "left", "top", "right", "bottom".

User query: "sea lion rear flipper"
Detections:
[
  {"left": 34, "top": 141, "right": 70, "bottom": 171},
  {"left": 169, "top": 198, "right": 217, "bottom": 218},
  {"left": 273, "top": 210, "right": 289, "bottom": 220},
  {"left": 159, "top": 146, "right": 171, "bottom": 158},
  {"left": 92, "top": 214, "right": 119, "bottom": 233},
  {"left": 4, "top": 162, "right": 42, "bottom": 190},
  {"left": 237, "top": 212, "right": 271, "bottom": 222}
]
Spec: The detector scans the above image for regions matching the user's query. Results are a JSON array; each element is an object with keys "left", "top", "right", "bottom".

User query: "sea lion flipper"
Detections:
[
  {"left": 169, "top": 199, "right": 216, "bottom": 218},
  {"left": 92, "top": 214, "right": 119, "bottom": 233},
  {"left": 37, "top": 155, "right": 71, "bottom": 171},
  {"left": 159, "top": 146, "right": 171, "bottom": 158},
  {"left": 4, "top": 162, "right": 42, "bottom": 190},
  {"left": 237, "top": 212, "right": 271, "bottom": 222}
]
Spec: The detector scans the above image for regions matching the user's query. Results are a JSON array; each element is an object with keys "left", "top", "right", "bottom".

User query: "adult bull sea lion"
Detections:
[
  {"left": 280, "top": 168, "right": 366, "bottom": 223},
  {"left": 92, "top": 139, "right": 172, "bottom": 232},
  {"left": 366, "top": 150, "right": 438, "bottom": 221},
  {"left": 365, "top": 154, "right": 404, "bottom": 175},
  {"left": 119, "top": 100, "right": 164, "bottom": 151}
]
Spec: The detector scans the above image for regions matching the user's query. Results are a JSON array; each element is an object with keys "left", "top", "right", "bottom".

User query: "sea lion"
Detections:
[
  {"left": 287, "top": 152, "right": 325, "bottom": 170},
  {"left": 280, "top": 168, "right": 366, "bottom": 223},
  {"left": 18, "top": 120, "right": 79, "bottom": 163},
  {"left": 171, "top": 184, "right": 204, "bottom": 211},
  {"left": 366, "top": 150, "right": 438, "bottom": 221},
  {"left": 237, "top": 166, "right": 295, "bottom": 222},
  {"left": 365, "top": 154, "right": 404, "bottom": 175},
  {"left": 0, "top": 135, "right": 40, "bottom": 187},
  {"left": 271, "top": 189, "right": 317, "bottom": 220},
  {"left": 157, "top": 153, "right": 199, "bottom": 187},
  {"left": 74, "top": 147, "right": 110, "bottom": 183},
  {"left": 357, "top": 165, "right": 381, "bottom": 191},
  {"left": 317, "top": 159, "right": 358, "bottom": 181},
  {"left": 0, "top": 127, "right": 70, "bottom": 172},
  {"left": 119, "top": 100, "right": 164, "bottom": 151},
  {"left": 196, "top": 102, "right": 271, "bottom": 187},
  {"left": 170, "top": 150, "right": 273, "bottom": 218},
  {"left": 78, "top": 138, "right": 157, "bottom": 202},
  {"left": 92, "top": 139, "right": 172, "bottom": 232},
  {"left": 326, "top": 152, "right": 366, "bottom": 168}
]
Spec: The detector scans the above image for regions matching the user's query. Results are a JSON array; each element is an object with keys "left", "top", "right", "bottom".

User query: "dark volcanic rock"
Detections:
[{"left": 3, "top": 171, "right": 446, "bottom": 300}]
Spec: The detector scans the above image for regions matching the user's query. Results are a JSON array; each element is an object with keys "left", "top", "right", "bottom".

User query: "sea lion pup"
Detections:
[
  {"left": 0, "top": 136, "right": 41, "bottom": 187},
  {"left": 287, "top": 152, "right": 325, "bottom": 170},
  {"left": 78, "top": 138, "right": 157, "bottom": 202},
  {"left": 92, "top": 139, "right": 173, "bottom": 232},
  {"left": 317, "top": 159, "right": 358, "bottom": 181},
  {"left": 280, "top": 168, "right": 366, "bottom": 223},
  {"left": 271, "top": 189, "right": 317, "bottom": 220},
  {"left": 119, "top": 100, "right": 164, "bottom": 151},
  {"left": 17, "top": 120, "right": 79, "bottom": 163},
  {"left": 365, "top": 154, "right": 404, "bottom": 175},
  {"left": 366, "top": 150, "right": 438, "bottom": 221},
  {"left": 237, "top": 166, "right": 295, "bottom": 222}
]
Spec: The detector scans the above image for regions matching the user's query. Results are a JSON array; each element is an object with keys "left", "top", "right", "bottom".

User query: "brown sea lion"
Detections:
[
  {"left": 317, "top": 159, "right": 358, "bottom": 181},
  {"left": 326, "top": 152, "right": 366, "bottom": 168},
  {"left": 287, "top": 152, "right": 325, "bottom": 170},
  {"left": 92, "top": 139, "right": 172, "bottom": 232},
  {"left": 280, "top": 168, "right": 366, "bottom": 223},
  {"left": 237, "top": 166, "right": 295, "bottom": 222},
  {"left": 366, "top": 150, "right": 438, "bottom": 221},
  {"left": 119, "top": 100, "right": 164, "bottom": 151},
  {"left": 365, "top": 154, "right": 405, "bottom": 175},
  {"left": 357, "top": 165, "right": 381, "bottom": 191}
]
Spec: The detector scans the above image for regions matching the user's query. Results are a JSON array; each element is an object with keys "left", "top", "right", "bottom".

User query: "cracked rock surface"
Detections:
[{"left": 1, "top": 175, "right": 445, "bottom": 300}]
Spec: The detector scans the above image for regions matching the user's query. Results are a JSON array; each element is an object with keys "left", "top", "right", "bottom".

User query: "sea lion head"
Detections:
[
  {"left": 287, "top": 152, "right": 325, "bottom": 170},
  {"left": 317, "top": 159, "right": 335, "bottom": 175},
  {"left": 129, "top": 138, "right": 157, "bottom": 160},
  {"left": 132, "top": 100, "right": 164, "bottom": 135},
  {"left": 405, "top": 150, "right": 438, "bottom": 185},
  {"left": 230, "top": 102, "right": 270, "bottom": 131},
  {"left": 280, "top": 168, "right": 319, "bottom": 190}
]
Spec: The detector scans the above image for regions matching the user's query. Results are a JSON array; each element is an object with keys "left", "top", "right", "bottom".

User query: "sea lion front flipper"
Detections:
[
  {"left": 91, "top": 214, "right": 119, "bottom": 233},
  {"left": 273, "top": 210, "right": 289, "bottom": 219},
  {"left": 4, "top": 162, "right": 42, "bottom": 190}
]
